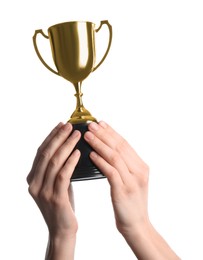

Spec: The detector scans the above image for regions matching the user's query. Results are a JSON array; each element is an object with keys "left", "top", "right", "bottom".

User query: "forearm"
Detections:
[
  {"left": 45, "top": 234, "right": 76, "bottom": 260},
  {"left": 121, "top": 221, "right": 180, "bottom": 260}
]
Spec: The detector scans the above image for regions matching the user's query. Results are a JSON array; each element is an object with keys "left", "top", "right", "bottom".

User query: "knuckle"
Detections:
[
  {"left": 28, "top": 184, "right": 38, "bottom": 198},
  {"left": 39, "top": 188, "right": 51, "bottom": 202},
  {"left": 63, "top": 140, "right": 77, "bottom": 152},
  {"left": 140, "top": 164, "right": 150, "bottom": 186},
  {"left": 50, "top": 195, "right": 60, "bottom": 208},
  {"left": 109, "top": 151, "right": 120, "bottom": 165},
  {"left": 56, "top": 127, "right": 68, "bottom": 139},
  {"left": 57, "top": 171, "right": 67, "bottom": 182},
  {"left": 51, "top": 195, "right": 66, "bottom": 209},
  {"left": 38, "top": 147, "right": 51, "bottom": 161},
  {"left": 58, "top": 167, "right": 72, "bottom": 184},
  {"left": 143, "top": 163, "right": 150, "bottom": 177},
  {"left": 144, "top": 164, "right": 150, "bottom": 176},
  {"left": 26, "top": 173, "right": 31, "bottom": 184},
  {"left": 116, "top": 137, "right": 127, "bottom": 152},
  {"left": 37, "top": 145, "right": 43, "bottom": 156},
  {"left": 48, "top": 156, "right": 58, "bottom": 168},
  {"left": 108, "top": 167, "right": 118, "bottom": 178}
]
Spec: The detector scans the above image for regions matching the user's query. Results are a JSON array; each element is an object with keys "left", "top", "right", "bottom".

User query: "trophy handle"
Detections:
[
  {"left": 92, "top": 20, "right": 112, "bottom": 72},
  {"left": 33, "top": 30, "right": 59, "bottom": 75}
]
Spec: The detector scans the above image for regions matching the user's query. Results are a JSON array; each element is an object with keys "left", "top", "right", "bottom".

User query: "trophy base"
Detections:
[{"left": 70, "top": 122, "right": 106, "bottom": 181}]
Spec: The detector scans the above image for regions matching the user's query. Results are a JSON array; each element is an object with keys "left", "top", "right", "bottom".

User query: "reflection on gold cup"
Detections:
[
  {"left": 33, "top": 20, "right": 112, "bottom": 180},
  {"left": 33, "top": 20, "right": 112, "bottom": 124}
]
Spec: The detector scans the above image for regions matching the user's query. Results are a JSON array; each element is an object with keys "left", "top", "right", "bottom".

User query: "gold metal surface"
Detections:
[{"left": 33, "top": 20, "right": 112, "bottom": 124}]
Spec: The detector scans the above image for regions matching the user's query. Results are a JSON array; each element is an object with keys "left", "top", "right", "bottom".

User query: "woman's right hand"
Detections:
[
  {"left": 84, "top": 121, "right": 180, "bottom": 260},
  {"left": 27, "top": 122, "right": 81, "bottom": 239},
  {"left": 84, "top": 121, "right": 150, "bottom": 234}
]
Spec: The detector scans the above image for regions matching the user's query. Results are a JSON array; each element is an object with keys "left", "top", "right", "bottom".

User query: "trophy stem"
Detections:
[
  {"left": 69, "top": 82, "right": 97, "bottom": 124},
  {"left": 74, "top": 82, "right": 84, "bottom": 110}
]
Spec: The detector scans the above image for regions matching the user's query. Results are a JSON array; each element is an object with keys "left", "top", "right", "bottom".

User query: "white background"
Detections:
[{"left": 1, "top": 0, "right": 203, "bottom": 259}]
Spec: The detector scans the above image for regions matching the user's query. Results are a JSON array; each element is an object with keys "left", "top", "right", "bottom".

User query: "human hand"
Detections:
[
  {"left": 84, "top": 121, "right": 180, "bottom": 259},
  {"left": 27, "top": 122, "right": 81, "bottom": 239},
  {"left": 84, "top": 121, "right": 149, "bottom": 235}
]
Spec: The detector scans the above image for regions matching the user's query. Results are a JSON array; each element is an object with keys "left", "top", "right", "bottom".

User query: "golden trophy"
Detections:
[{"left": 33, "top": 20, "right": 112, "bottom": 181}]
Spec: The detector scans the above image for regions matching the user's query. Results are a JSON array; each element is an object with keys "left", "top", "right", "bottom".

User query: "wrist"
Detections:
[
  {"left": 120, "top": 220, "right": 180, "bottom": 260},
  {"left": 120, "top": 221, "right": 160, "bottom": 260},
  {"left": 49, "top": 227, "right": 77, "bottom": 240},
  {"left": 123, "top": 220, "right": 153, "bottom": 244},
  {"left": 49, "top": 231, "right": 77, "bottom": 244},
  {"left": 117, "top": 216, "right": 151, "bottom": 240},
  {"left": 46, "top": 233, "right": 77, "bottom": 260}
]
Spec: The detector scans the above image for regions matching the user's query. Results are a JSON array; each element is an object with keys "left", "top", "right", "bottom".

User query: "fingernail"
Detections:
[
  {"left": 99, "top": 121, "right": 107, "bottom": 129},
  {"left": 90, "top": 151, "right": 98, "bottom": 159},
  {"left": 56, "top": 122, "right": 64, "bottom": 128},
  {"left": 72, "top": 130, "right": 80, "bottom": 138},
  {"left": 84, "top": 131, "right": 94, "bottom": 141},
  {"left": 89, "top": 122, "right": 99, "bottom": 131},
  {"left": 74, "top": 149, "right": 80, "bottom": 157},
  {"left": 63, "top": 122, "right": 71, "bottom": 130}
]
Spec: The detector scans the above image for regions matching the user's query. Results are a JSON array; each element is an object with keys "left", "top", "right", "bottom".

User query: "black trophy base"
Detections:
[{"left": 71, "top": 123, "right": 106, "bottom": 181}]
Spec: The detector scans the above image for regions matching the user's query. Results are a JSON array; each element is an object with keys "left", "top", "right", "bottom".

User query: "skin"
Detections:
[
  {"left": 85, "top": 121, "right": 180, "bottom": 260},
  {"left": 27, "top": 122, "right": 81, "bottom": 259},
  {"left": 27, "top": 121, "right": 180, "bottom": 260}
]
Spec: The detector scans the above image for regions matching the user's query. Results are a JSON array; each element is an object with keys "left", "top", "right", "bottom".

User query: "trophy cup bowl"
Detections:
[{"left": 33, "top": 20, "right": 112, "bottom": 181}]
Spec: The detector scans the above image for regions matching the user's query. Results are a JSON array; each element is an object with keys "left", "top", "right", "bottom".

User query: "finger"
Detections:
[
  {"left": 84, "top": 131, "right": 130, "bottom": 184},
  {"left": 42, "top": 130, "right": 81, "bottom": 192},
  {"left": 29, "top": 123, "right": 73, "bottom": 191},
  {"left": 27, "top": 122, "right": 64, "bottom": 184},
  {"left": 90, "top": 151, "right": 123, "bottom": 189},
  {"left": 54, "top": 149, "right": 81, "bottom": 197},
  {"left": 88, "top": 121, "right": 121, "bottom": 149},
  {"left": 39, "top": 122, "right": 65, "bottom": 152},
  {"left": 89, "top": 121, "right": 142, "bottom": 174}
]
